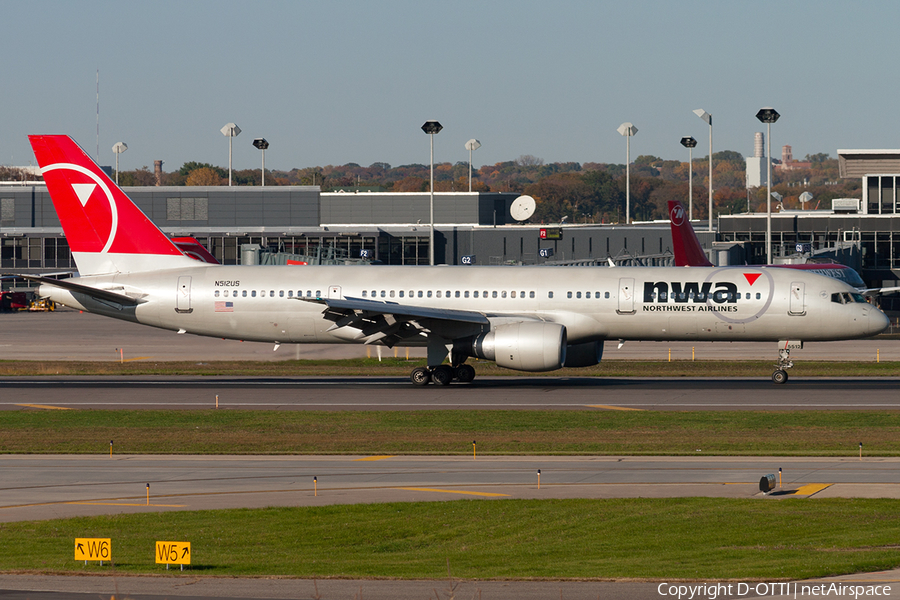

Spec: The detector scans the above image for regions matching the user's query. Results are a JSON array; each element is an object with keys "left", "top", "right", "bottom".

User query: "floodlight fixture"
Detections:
[
  {"left": 422, "top": 120, "right": 442, "bottom": 265},
  {"left": 112, "top": 142, "right": 127, "bottom": 185},
  {"left": 421, "top": 120, "right": 443, "bottom": 135},
  {"left": 465, "top": 139, "right": 481, "bottom": 192},
  {"left": 617, "top": 123, "right": 637, "bottom": 224},
  {"left": 253, "top": 138, "right": 269, "bottom": 186},
  {"left": 756, "top": 108, "right": 780, "bottom": 124},
  {"left": 680, "top": 136, "right": 697, "bottom": 220},
  {"left": 694, "top": 109, "right": 714, "bottom": 230},
  {"left": 221, "top": 123, "right": 241, "bottom": 186},
  {"left": 756, "top": 107, "right": 779, "bottom": 262}
]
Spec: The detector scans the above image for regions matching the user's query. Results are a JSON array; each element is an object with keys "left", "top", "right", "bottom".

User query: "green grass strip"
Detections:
[
  {"left": 3, "top": 410, "right": 900, "bottom": 455},
  {"left": 3, "top": 498, "right": 900, "bottom": 579}
]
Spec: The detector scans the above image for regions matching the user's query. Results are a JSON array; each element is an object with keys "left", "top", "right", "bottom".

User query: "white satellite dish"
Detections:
[{"left": 510, "top": 195, "right": 536, "bottom": 221}]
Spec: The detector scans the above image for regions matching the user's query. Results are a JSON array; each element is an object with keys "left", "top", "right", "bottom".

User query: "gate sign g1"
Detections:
[{"left": 539, "top": 248, "right": 554, "bottom": 258}]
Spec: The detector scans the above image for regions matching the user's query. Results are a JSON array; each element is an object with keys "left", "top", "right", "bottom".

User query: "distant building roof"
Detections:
[{"left": 838, "top": 150, "right": 900, "bottom": 177}]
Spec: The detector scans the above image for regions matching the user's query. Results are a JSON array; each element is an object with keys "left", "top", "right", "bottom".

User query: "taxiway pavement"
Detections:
[{"left": 3, "top": 454, "right": 899, "bottom": 524}]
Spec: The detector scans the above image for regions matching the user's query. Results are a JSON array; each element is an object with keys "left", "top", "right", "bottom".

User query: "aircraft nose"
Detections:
[{"left": 868, "top": 307, "right": 891, "bottom": 336}]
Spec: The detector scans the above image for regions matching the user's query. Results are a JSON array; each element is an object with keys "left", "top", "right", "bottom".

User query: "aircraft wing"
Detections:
[
  {"left": 18, "top": 274, "right": 143, "bottom": 307},
  {"left": 860, "top": 286, "right": 900, "bottom": 296},
  {"left": 300, "top": 296, "right": 490, "bottom": 347}
]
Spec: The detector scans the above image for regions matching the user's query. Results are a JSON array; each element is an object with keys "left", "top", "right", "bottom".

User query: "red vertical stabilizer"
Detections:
[
  {"left": 668, "top": 199, "right": 713, "bottom": 267},
  {"left": 29, "top": 135, "right": 197, "bottom": 275}
]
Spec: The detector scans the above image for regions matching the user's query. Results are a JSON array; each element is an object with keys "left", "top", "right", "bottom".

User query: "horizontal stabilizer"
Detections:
[{"left": 20, "top": 274, "right": 142, "bottom": 306}]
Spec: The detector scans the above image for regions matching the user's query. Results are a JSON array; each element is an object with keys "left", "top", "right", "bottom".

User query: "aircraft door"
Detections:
[
  {"left": 176, "top": 276, "right": 193, "bottom": 314},
  {"left": 328, "top": 285, "right": 342, "bottom": 299},
  {"left": 789, "top": 281, "right": 806, "bottom": 316},
  {"left": 617, "top": 278, "right": 635, "bottom": 314}
]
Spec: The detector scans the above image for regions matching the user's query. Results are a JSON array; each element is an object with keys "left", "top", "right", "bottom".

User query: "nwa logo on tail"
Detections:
[
  {"left": 669, "top": 202, "right": 686, "bottom": 226},
  {"left": 41, "top": 162, "right": 119, "bottom": 254}
]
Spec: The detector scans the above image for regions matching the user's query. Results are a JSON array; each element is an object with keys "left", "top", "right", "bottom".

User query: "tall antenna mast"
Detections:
[{"left": 96, "top": 70, "right": 100, "bottom": 160}]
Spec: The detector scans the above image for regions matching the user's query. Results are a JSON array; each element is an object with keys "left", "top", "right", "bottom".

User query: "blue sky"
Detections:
[{"left": 2, "top": 1, "right": 896, "bottom": 173}]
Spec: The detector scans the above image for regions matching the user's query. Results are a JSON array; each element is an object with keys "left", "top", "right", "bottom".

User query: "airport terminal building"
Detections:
[
  {"left": 1, "top": 186, "right": 687, "bottom": 277},
  {"left": 3, "top": 148, "right": 899, "bottom": 312}
]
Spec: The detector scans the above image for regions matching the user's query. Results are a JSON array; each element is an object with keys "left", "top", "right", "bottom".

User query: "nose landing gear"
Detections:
[{"left": 772, "top": 348, "right": 793, "bottom": 384}]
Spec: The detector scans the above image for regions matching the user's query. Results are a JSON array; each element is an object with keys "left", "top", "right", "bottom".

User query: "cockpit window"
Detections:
[{"left": 832, "top": 291, "right": 869, "bottom": 304}]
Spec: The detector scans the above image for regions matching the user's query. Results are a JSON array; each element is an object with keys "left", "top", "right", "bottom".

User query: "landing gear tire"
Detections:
[
  {"left": 431, "top": 365, "right": 454, "bottom": 386},
  {"left": 455, "top": 364, "right": 476, "bottom": 383},
  {"left": 410, "top": 366, "right": 431, "bottom": 386},
  {"left": 772, "top": 369, "right": 788, "bottom": 384}
]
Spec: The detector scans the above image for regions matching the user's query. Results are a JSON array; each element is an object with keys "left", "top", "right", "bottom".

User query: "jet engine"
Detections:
[
  {"left": 563, "top": 340, "right": 604, "bottom": 367},
  {"left": 471, "top": 321, "right": 566, "bottom": 372}
]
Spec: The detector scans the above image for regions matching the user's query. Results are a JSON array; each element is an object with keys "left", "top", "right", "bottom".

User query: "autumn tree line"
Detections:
[{"left": 6, "top": 152, "right": 860, "bottom": 224}]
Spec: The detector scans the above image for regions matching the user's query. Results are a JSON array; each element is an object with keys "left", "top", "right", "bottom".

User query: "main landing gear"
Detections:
[
  {"left": 772, "top": 348, "right": 793, "bottom": 384},
  {"left": 410, "top": 364, "right": 476, "bottom": 386}
]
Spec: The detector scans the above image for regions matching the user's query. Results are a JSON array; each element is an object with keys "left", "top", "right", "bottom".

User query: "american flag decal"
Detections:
[{"left": 215, "top": 301, "right": 234, "bottom": 312}]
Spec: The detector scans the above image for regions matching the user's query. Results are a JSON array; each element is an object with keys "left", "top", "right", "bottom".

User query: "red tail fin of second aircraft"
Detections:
[
  {"left": 29, "top": 135, "right": 197, "bottom": 275},
  {"left": 667, "top": 199, "right": 713, "bottom": 267}
]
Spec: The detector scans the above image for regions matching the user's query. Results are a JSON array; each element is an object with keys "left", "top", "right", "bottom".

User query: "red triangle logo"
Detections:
[{"left": 743, "top": 273, "right": 761, "bottom": 286}]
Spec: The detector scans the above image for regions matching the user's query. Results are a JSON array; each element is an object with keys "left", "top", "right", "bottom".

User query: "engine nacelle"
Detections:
[
  {"left": 564, "top": 341, "right": 604, "bottom": 368},
  {"left": 471, "top": 321, "right": 567, "bottom": 372}
]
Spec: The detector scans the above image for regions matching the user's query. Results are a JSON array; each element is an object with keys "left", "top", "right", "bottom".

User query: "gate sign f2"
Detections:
[
  {"left": 156, "top": 541, "right": 191, "bottom": 565},
  {"left": 75, "top": 538, "right": 110, "bottom": 561}
]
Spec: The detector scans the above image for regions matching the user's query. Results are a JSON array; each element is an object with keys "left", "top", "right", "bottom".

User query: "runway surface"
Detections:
[{"left": 2, "top": 375, "right": 900, "bottom": 410}]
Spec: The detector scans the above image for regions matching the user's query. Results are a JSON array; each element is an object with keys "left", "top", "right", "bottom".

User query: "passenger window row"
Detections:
[
  {"left": 215, "top": 290, "right": 319, "bottom": 298},
  {"left": 212, "top": 289, "right": 625, "bottom": 301},
  {"left": 649, "top": 292, "right": 762, "bottom": 301},
  {"left": 361, "top": 289, "right": 539, "bottom": 299}
]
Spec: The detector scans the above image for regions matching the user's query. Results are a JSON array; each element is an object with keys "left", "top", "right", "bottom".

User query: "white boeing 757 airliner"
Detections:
[{"left": 22, "top": 135, "right": 889, "bottom": 385}]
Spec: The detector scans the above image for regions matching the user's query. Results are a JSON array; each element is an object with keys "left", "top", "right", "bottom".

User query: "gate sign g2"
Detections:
[
  {"left": 75, "top": 538, "right": 110, "bottom": 561},
  {"left": 460, "top": 255, "right": 475, "bottom": 265}
]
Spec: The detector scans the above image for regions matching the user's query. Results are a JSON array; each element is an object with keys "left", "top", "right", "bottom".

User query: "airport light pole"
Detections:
[
  {"left": 756, "top": 107, "right": 780, "bottom": 264},
  {"left": 112, "top": 142, "right": 127, "bottom": 185},
  {"left": 617, "top": 122, "right": 637, "bottom": 224},
  {"left": 680, "top": 136, "right": 697, "bottom": 221},
  {"left": 252, "top": 138, "right": 269, "bottom": 186},
  {"left": 465, "top": 139, "right": 481, "bottom": 192},
  {"left": 422, "top": 120, "right": 442, "bottom": 265},
  {"left": 693, "top": 109, "right": 713, "bottom": 230},
  {"left": 221, "top": 123, "right": 241, "bottom": 186}
]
